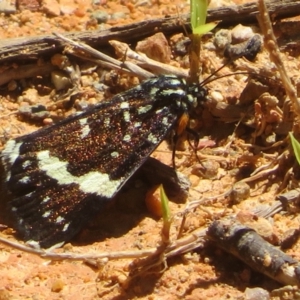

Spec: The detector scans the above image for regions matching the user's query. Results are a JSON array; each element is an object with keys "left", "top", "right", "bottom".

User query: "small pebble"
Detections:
[
  {"left": 41, "top": 0, "right": 60, "bottom": 16},
  {"left": 75, "top": 100, "right": 89, "bottom": 111},
  {"left": 145, "top": 185, "right": 162, "bottom": 218},
  {"left": 239, "top": 79, "right": 269, "bottom": 105},
  {"left": 191, "top": 161, "right": 219, "bottom": 179},
  {"left": 7, "top": 80, "right": 18, "bottom": 91},
  {"left": 210, "top": 91, "right": 224, "bottom": 102},
  {"left": 19, "top": 104, "right": 50, "bottom": 121},
  {"left": 22, "top": 88, "right": 39, "bottom": 104},
  {"left": 136, "top": 32, "right": 171, "bottom": 63},
  {"left": 51, "top": 70, "right": 72, "bottom": 91},
  {"left": 110, "top": 12, "right": 127, "bottom": 20},
  {"left": 51, "top": 279, "right": 65, "bottom": 292},
  {"left": 43, "top": 117, "right": 54, "bottom": 125},
  {"left": 214, "top": 29, "right": 230, "bottom": 50},
  {"left": 172, "top": 35, "right": 190, "bottom": 56},
  {"left": 231, "top": 24, "right": 254, "bottom": 44},
  {"left": 91, "top": 10, "right": 109, "bottom": 23},
  {"left": 230, "top": 181, "right": 250, "bottom": 203},
  {"left": 244, "top": 287, "right": 270, "bottom": 300},
  {"left": 0, "top": 0, "right": 17, "bottom": 13}
]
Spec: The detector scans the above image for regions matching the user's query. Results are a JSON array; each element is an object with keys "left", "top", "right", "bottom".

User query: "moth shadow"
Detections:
[{"left": 72, "top": 157, "right": 189, "bottom": 245}]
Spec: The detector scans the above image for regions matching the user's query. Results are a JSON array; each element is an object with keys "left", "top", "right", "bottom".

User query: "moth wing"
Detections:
[{"left": 1, "top": 94, "right": 179, "bottom": 248}]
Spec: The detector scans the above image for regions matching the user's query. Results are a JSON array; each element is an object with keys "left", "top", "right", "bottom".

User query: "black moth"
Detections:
[{"left": 1, "top": 75, "right": 207, "bottom": 249}]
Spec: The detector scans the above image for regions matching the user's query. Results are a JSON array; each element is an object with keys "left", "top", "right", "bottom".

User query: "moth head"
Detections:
[{"left": 187, "top": 84, "right": 208, "bottom": 108}]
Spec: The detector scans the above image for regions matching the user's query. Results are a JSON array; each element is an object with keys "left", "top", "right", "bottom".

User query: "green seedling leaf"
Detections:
[
  {"left": 190, "top": 0, "right": 207, "bottom": 31},
  {"left": 290, "top": 132, "right": 300, "bottom": 165},
  {"left": 160, "top": 185, "right": 171, "bottom": 243},
  {"left": 193, "top": 22, "right": 218, "bottom": 35},
  {"left": 160, "top": 184, "right": 171, "bottom": 222}
]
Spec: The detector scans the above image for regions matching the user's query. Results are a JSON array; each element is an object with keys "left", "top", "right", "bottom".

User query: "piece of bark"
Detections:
[
  {"left": 207, "top": 219, "right": 300, "bottom": 286},
  {"left": 0, "top": 0, "right": 300, "bottom": 64}
]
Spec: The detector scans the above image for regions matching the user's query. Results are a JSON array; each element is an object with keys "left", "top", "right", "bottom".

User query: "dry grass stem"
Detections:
[
  {"left": 257, "top": 0, "right": 300, "bottom": 117},
  {"left": 109, "top": 40, "right": 189, "bottom": 78}
]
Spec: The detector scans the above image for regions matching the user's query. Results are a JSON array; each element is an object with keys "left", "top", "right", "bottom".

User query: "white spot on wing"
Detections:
[
  {"left": 111, "top": 151, "right": 119, "bottom": 158},
  {"left": 62, "top": 223, "right": 70, "bottom": 232},
  {"left": 134, "top": 122, "right": 141, "bottom": 128},
  {"left": 147, "top": 133, "right": 158, "bottom": 144},
  {"left": 161, "top": 89, "right": 185, "bottom": 97},
  {"left": 170, "top": 78, "right": 182, "bottom": 86},
  {"left": 80, "top": 125, "right": 90, "bottom": 139},
  {"left": 37, "top": 150, "right": 123, "bottom": 198},
  {"left": 104, "top": 117, "right": 110, "bottom": 127},
  {"left": 137, "top": 105, "right": 152, "bottom": 115},
  {"left": 41, "top": 196, "right": 50, "bottom": 204},
  {"left": 123, "top": 134, "right": 131, "bottom": 142},
  {"left": 79, "top": 118, "right": 88, "bottom": 126},
  {"left": 2, "top": 140, "right": 22, "bottom": 165},
  {"left": 162, "top": 117, "right": 169, "bottom": 126},
  {"left": 56, "top": 216, "right": 64, "bottom": 223},
  {"left": 79, "top": 118, "right": 90, "bottom": 139},
  {"left": 120, "top": 102, "right": 129, "bottom": 109},
  {"left": 123, "top": 111, "right": 130, "bottom": 122},
  {"left": 26, "top": 240, "right": 41, "bottom": 249},
  {"left": 19, "top": 176, "right": 30, "bottom": 184},
  {"left": 22, "top": 160, "right": 31, "bottom": 169},
  {"left": 42, "top": 211, "right": 51, "bottom": 218},
  {"left": 2, "top": 140, "right": 23, "bottom": 180},
  {"left": 149, "top": 87, "right": 160, "bottom": 96}
]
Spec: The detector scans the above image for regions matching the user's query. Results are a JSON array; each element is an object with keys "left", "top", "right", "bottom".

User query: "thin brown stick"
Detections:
[
  {"left": 257, "top": 0, "right": 300, "bottom": 117},
  {"left": 0, "top": 0, "right": 300, "bottom": 64},
  {"left": 0, "top": 227, "right": 206, "bottom": 262}
]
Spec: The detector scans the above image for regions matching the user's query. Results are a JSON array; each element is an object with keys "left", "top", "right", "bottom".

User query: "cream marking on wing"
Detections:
[
  {"left": 111, "top": 151, "right": 119, "bottom": 158},
  {"left": 137, "top": 105, "right": 152, "bottom": 115},
  {"left": 42, "top": 211, "right": 51, "bottom": 218},
  {"left": 22, "top": 160, "right": 31, "bottom": 169},
  {"left": 19, "top": 176, "right": 30, "bottom": 184},
  {"left": 162, "top": 117, "right": 169, "bottom": 126},
  {"left": 26, "top": 240, "right": 41, "bottom": 249},
  {"left": 147, "top": 133, "right": 158, "bottom": 144},
  {"left": 79, "top": 118, "right": 90, "bottom": 139},
  {"left": 104, "top": 117, "right": 110, "bottom": 127},
  {"left": 123, "top": 111, "right": 130, "bottom": 122},
  {"left": 41, "top": 196, "right": 50, "bottom": 204},
  {"left": 2, "top": 140, "right": 23, "bottom": 180},
  {"left": 149, "top": 87, "right": 160, "bottom": 96},
  {"left": 161, "top": 89, "right": 185, "bottom": 97},
  {"left": 37, "top": 150, "right": 123, "bottom": 198},
  {"left": 62, "top": 223, "right": 70, "bottom": 232},
  {"left": 123, "top": 134, "right": 131, "bottom": 142},
  {"left": 2, "top": 140, "right": 23, "bottom": 165},
  {"left": 120, "top": 102, "right": 129, "bottom": 109},
  {"left": 55, "top": 216, "right": 65, "bottom": 223}
]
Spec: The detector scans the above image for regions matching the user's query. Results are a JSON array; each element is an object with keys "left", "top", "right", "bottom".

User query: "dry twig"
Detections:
[{"left": 257, "top": 0, "right": 300, "bottom": 118}]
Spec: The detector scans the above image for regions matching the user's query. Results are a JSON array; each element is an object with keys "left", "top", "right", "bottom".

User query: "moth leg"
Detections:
[
  {"left": 172, "top": 133, "right": 178, "bottom": 169},
  {"left": 185, "top": 127, "right": 201, "bottom": 163}
]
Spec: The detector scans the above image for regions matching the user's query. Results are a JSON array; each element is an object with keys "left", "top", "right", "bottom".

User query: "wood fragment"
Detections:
[
  {"left": 0, "top": 0, "right": 300, "bottom": 64},
  {"left": 0, "top": 63, "right": 55, "bottom": 86},
  {"left": 207, "top": 219, "right": 300, "bottom": 286}
]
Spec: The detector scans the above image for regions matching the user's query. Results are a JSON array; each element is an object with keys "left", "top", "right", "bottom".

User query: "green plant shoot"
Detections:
[
  {"left": 160, "top": 185, "right": 171, "bottom": 243},
  {"left": 190, "top": 0, "right": 217, "bottom": 35},
  {"left": 290, "top": 132, "right": 300, "bottom": 165}
]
